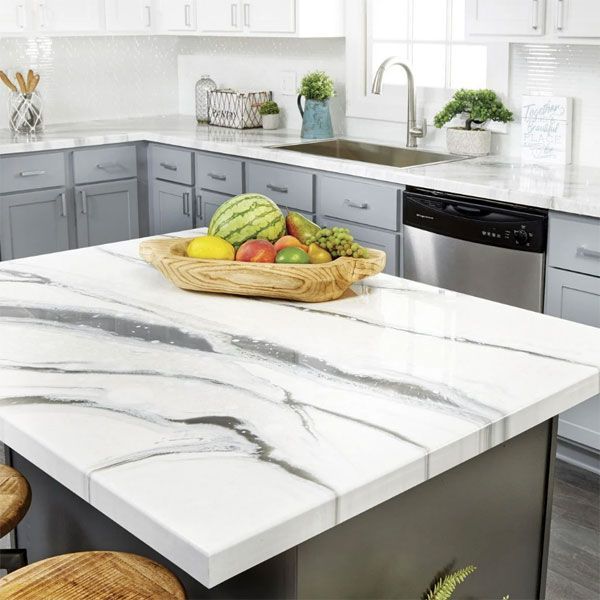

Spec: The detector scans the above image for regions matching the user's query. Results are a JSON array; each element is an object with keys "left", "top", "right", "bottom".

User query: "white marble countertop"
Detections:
[
  {"left": 0, "top": 230, "right": 599, "bottom": 587},
  {"left": 1, "top": 115, "right": 599, "bottom": 219}
]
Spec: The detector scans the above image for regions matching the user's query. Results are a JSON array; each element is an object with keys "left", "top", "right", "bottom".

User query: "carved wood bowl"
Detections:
[{"left": 139, "top": 237, "right": 386, "bottom": 303}]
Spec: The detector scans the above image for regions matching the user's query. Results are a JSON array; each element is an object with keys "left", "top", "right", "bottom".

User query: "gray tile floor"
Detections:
[{"left": 546, "top": 460, "right": 600, "bottom": 600}]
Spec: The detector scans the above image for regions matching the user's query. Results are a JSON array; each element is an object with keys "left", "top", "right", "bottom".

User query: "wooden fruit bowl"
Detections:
[{"left": 139, "top": 237, "right": 386, "bottom": 303}]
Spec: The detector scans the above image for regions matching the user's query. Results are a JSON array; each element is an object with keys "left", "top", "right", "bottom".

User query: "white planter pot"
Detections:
[
  {"left": 262, "top": 114, "right": 280, "bottom": 130},
  {"left": 446, "top": 128, "right": 491, "bottom": 156}
]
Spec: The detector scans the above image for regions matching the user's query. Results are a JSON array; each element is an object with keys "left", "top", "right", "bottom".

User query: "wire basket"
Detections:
[
  {"left": 208, "top": 90, "right": 271, "bottom": 129},
  {"left": 9, "top": 91, "right": 43, "bottom": 134}
]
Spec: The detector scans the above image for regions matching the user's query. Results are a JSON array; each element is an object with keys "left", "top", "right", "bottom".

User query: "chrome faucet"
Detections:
[{"left": 371, "top": 57, "right": 427, "bottom": 148}]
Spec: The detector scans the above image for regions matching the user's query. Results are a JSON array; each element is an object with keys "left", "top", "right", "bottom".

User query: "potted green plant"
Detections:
[
  {"left": 260, "top": 100, "right": 280, "bottom": 130},
  {"left": 434, "top": 89, "right": 513, "bottom": 156},
  {"left": 297, "top": 71, "right": 335, "bottom": 139}
]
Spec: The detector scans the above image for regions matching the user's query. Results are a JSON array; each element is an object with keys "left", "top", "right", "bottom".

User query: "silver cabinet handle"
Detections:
[
  {"left": 80, "top": 190, "right": 88, "bottom": 215},
  {"left": 531, "top": 0, "right": 539, "bottom": 30},
  {"left": 145, "top": 4, "right": 152, "bottom": 28},
  {"left": 243, "top": 3, "right": 250, "bottom": 27},
  {"left": 267, "top": 184, "right": 288, "bottom": 194},
  {"left": 577, "top": 246, "right": 600, "bottom": 260},
  {"left": 19, "top": 170, "right": 46, "bottom": 177},
  {"left": 96, "top": 162, "right": 120, "bottom": 170},
  {"left": 345, "top": 199, "right": 369, "bottom": 210},
  {"left": 556, "top": 0, "right": 564, "bottom": 30},
  {"left": 208, "top": 172, "right": 226, "bottom": 181},
  {"left": 58, "top": 192, "right": 67, "bottom": 218},
  {"left": 160, "top": 162, "right": 178, "bottom": 171},
  {"left": 182, "top": 193, "right": 187, "bottom": 216},
  {"left": 231, "top": 3, "right": 237, "bottom": 27},
  {"left": 16, "top": 3, "right": 25, "bottom": 29},
  {"left": 182, "top": 192, "right": 192, "bottom": 217},
  {"left": 184, "top": 3, "right": 191, "bottom": 27},
  {"left": 196, "top": 194, "right": 202, "bottom": 219}
]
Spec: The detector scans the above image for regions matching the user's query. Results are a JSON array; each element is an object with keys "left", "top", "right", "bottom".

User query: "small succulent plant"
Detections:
[
  {"left": 259, "top": 100, "right": 280, "bottom": 116},
  {"left": 299, "top": 71, "right": 335, "bottom": 101},
  {"left": 434, "top": 89, "right": 513, "bottom": 131}
]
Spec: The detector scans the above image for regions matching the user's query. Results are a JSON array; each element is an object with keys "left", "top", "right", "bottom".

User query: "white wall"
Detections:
[
  {"left": 176, "top": 37, "right": 346, "bottom": 134},
  {"left": 0, "top": 36, "right": 180, "bottom": 126}
]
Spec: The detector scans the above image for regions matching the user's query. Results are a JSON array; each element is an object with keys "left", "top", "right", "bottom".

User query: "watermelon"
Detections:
[{"left": 208, "top": 194, "right": 286, "bottom": 248}]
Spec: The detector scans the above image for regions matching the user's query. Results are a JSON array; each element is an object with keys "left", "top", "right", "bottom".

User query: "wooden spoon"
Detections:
[
  {"left": 15, "top": 72, "right": 28, "bottom": 94},
  {"left": 0, "top": 71, "right": 17, "bottom": 93}
]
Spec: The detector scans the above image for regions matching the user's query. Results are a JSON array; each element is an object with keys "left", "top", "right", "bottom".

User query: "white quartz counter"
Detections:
[
  {"left": 0, "top": 230, "right": 599, "bottom": 587},
  {"left": 1, "top": 115, "right": 599, "bottom": 219}
]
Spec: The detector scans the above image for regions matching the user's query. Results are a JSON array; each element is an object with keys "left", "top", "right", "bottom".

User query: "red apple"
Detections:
[
  {"left": 274, "top": 235, "right": 309, "bottom": 254},
  {"left": 236, "top": 239, "right": 277, "bottom": 263}
]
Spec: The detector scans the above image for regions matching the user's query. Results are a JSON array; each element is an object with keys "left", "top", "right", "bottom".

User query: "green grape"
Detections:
[{"left": 309, "top": 226, "right": 368, "bottom": 260}]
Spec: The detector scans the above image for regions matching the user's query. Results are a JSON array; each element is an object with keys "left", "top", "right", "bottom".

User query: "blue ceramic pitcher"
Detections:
[{"left": 297, "top": 96, "right": 334, "bottom": 139}]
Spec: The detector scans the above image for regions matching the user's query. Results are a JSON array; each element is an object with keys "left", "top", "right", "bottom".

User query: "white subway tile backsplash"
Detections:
[{"left": 0, "top": 36, "right": 180, "bottom": 127}]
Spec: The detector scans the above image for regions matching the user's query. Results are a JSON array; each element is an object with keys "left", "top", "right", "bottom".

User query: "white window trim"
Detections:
[{"left": 345, "top": 0, "right": 511, "bottom": 126}]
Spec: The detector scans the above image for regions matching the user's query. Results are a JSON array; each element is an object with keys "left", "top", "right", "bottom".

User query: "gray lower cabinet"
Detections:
[
  {"left": 200, "top": 190, "right": 233, "bottom": 227},
  {"left": 75, "top": 180, "right": 139, "bottom": 248},
  {"left": 0, "top": 189, "right": 70, "bottom": 260},
  {"left": 152, "top": 180, "right": 194, "bottom": 234},
  {"left": 545, "top": 267, "right": 600, "bottom": 453}
]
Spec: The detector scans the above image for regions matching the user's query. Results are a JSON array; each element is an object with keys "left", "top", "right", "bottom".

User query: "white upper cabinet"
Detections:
[
  {"left": 0, "top": 0, "right": 32, "bottom": 33},
  {"left": 244, "top": 0, "right": 296, "bottom": 34},
  {"left": 466, "top": 0, "right": 546, "bottom": 36},
  {"left": 155, "top": 0, "right": 197, "bottom": 32},
  {"left": 36, "top": 0, "right": 104, "bottom": 32},
  {"left": 198, "top": 0, "right": 242, "bottom": 33},
  {"left": 105, "top": 0, "right": 153, "bottom": 32},
  {"left": 554, "top": 0, "right": 600, "bottom": 37}
]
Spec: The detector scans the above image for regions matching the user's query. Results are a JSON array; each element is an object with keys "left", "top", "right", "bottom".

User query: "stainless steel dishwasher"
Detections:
[{"left": 403, "top": 187, "right": 548, "bottom": 312}]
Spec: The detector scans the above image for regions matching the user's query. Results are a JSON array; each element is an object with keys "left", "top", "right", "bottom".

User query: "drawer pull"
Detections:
[
  {"left": 96, "top": 162, "right": 121, "bottom": 171},
  {"left": 196, "top": 194, "right": 202, "bottom": 219},
  {"left": 19, "top": 170, "right": 46, "bottom": 177},
  {"left": 58, "top": 193, "right": 67, "bottom": 218},
  {"left": 577, "top": 246, "right": 600, "bottom": 260},
  {"left": 345, "top": 199, "right": 369, "bottom": 210},
  {"left": 160, "top": 162, "right": 178, "bottom": 171},
  {"left": 267, "top": 184, "right": 288, "bottom": 194},
  {"left": 80, "top": 190, "right": 88, "bottom": 215},
  {"left": 208, "top": 173, "right": 227, "bottom": 181}
]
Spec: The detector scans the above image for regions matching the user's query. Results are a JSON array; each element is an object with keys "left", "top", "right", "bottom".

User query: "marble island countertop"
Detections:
[
  {"left": 0, "top": 230, "right": 599, "bottom": 587},
  {"left": 1, "top": 115, "right": 599, "bottom": 219}
]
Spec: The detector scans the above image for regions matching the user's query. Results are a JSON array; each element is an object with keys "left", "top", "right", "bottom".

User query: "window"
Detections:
[{"left": 368, "top": 0, "right": 488, "bottom": 90}]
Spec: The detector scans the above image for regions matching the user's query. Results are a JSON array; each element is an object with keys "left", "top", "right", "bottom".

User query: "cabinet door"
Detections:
[
  {"left": 152, "top": 180, "right": 194, "bottom": 234},
  {"left": 156, "top": 0, "right": 196, "bottom": 31},
  {"left": 75, "top": 180, "right": 139, "bottom": 248},
  {"left": 37, "top": 0, "right": 103, "bottom": 32},
  {"left": 199, "top": 0, "right": 242, "bottom": 33},
  {"left": 555, "top": 0, "right": 600, "bottom": 37},
  {"left": 0, "top": 189, "right": 69, "bottom": 260},
  {"left": 545, "top": 267, "right": 600, "bottom": 451},
  {"left": 199, "top": 190, "right": 235, "bottom": 227},
  {"left": 245, "top": 0, "right": 295, "bottom": 33},
  {"left": 0, "top": 1, "right": 31, "bottom": 33},
  {"left": 105, "top": 0, "right": 153, "bottom": 32},
  {"left": 466, "top": 0, "right": 545, "bottom": 35}
]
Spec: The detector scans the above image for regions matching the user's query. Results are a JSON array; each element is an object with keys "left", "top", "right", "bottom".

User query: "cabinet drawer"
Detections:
[
  {"left": 197, "top": 153, "right": 243, "bottom": 195},
  {"left": 247, "top": 162, "right": 314, "bottom": 212},
  {"left": 152, "top": 146, "right": 194, "bottom": 185},
  {"left": 317, "top": 175, "right": 400, "bottom": 231},
  {"left": 548, "top": 212, "right": 600, "bottom": 277},
  {"left": 1, "top": 152, "right": 66, "bottom": 193},
  {"left": 74, "top": 145, "right": 137, "bottom": 184},
  {"left": 319, "top": 218, "right": 399, "bottom": 276}
]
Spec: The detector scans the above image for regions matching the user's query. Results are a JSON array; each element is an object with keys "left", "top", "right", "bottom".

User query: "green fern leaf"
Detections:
[{"left": 426, "top": 565, "right": 476, "bottom": 600}]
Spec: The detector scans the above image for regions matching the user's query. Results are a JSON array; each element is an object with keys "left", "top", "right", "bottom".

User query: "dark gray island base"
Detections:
[{"left": 13, "top": 419, "right": 556, "bottom": 600}]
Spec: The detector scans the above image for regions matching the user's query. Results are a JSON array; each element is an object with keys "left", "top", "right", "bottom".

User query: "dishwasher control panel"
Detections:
[{"left": 403, "top": 190, "right": 547, "bottom": 253}]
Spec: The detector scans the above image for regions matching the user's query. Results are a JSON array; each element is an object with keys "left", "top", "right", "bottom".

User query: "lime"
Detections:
[
  {"left": 275, "top": 247, "right": 311, "bottom": 264},
  {"left": 186, "top": 236, "right": 235, "bottom": 261}
]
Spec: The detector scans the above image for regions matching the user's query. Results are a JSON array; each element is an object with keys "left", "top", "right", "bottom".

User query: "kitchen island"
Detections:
[{"left": 0, "top": 230, "right": 599, "bottom": 599}]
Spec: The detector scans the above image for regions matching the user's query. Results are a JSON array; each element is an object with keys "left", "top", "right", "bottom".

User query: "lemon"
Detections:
[{"left": 186, "top": 236, "right": 235, "bottom": 261}]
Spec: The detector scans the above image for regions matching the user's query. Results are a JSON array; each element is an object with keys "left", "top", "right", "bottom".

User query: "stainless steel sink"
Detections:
[{"left": 274, "top": 139, "right": 463, "bottom": 169}]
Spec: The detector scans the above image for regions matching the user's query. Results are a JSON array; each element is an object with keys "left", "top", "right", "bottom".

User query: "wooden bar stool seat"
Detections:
[
  {"left": 0, "top": 465, "right": 31, "bottom": 573},
  {"left": 0, "top": 551, "right": 186, "bottom": 599}
]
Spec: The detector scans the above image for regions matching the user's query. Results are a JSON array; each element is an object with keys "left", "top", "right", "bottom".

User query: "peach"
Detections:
[
  {"left": 236, "top": 239, "right": 277, "bottom": 263},
  {"left": 274, "top": 235, "right": 309, "bottom": 254}
]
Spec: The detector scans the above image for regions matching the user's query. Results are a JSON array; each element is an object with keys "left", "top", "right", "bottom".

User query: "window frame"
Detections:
[{"left": 346, "top": 0, "right": 510, "bottom": 125}]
